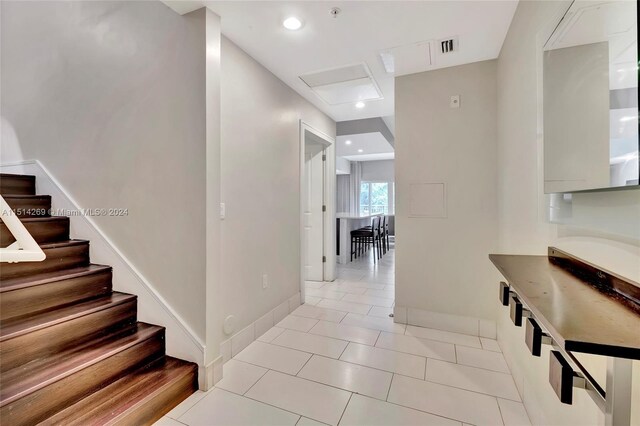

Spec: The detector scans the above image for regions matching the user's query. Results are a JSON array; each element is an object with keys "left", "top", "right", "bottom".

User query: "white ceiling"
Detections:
[
  {"left": 336, "top": 132, "right": 394, "bottom": 161},
  {"left": 164, "top": 1, "right": 519, "bottom": 122},
  {"left": 343, "top": 152, "right": 395, "bottom": 161}
]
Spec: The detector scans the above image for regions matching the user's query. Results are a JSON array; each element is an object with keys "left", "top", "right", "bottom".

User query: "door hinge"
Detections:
[
  {"left": 322, "top": 256, "right": 326, "bottom": 263},
  {"left": 322, "top": 205, "right": 326, "bottom": 212},
  {"left": 322, "top": 154, "right": 326, "bottom": 161}
]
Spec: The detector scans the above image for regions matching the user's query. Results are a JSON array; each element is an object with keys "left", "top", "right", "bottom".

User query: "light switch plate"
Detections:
[
  {"left": 220, "top": 202, "right": 226, "bottom": 219},
  {"left": 450, "top": 95, "right": 460, "bottom": 108}
]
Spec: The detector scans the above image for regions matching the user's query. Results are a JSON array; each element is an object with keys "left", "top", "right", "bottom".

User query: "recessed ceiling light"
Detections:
[
  {"left": 283, "top": 17, "right": 303, "bottom": 31},
  {"left": 345, "top": 140, "right": 352, "bottom": 145},
  {"left": 358, "top": 149, "right": 364, "bottom": 153},
  {"left": 355, "top": 101, "right": 365, "bottom": 109}
]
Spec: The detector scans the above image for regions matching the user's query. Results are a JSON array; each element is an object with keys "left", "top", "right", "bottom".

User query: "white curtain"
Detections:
[
  {"left": 336, "top": 175, "right": 350, "bottom": 213},
  {"left": 349, "top": 162, "right": 362, "bottom": 215}
]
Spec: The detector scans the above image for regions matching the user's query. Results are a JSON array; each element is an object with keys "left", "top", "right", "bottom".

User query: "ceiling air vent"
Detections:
[{"left": 439, "top": 37, "right": 458, "bottom": 54}]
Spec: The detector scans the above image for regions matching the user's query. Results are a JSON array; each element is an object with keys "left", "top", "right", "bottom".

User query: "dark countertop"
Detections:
[{"left": 490, "top": 253, "right": 640, "bottom": 359}]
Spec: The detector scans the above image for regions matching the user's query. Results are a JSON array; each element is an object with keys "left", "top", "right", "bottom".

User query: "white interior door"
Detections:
[{"left": 303, "top": 142, "right": 324, "bottom": 282}]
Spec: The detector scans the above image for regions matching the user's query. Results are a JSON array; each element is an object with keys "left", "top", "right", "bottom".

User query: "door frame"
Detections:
[
  {"left": 303, "top": 138, "right": 325, "bottom": 283},
  {"left": 299, "top": 121, "right": 336, "bottom": 303}
]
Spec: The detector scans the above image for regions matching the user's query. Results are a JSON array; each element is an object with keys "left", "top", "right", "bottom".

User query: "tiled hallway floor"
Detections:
[{"left": 157, "top": 249, "right": 531, "bottom": 426}]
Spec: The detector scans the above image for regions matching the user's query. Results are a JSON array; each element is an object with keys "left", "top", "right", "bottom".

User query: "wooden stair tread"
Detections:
[
  {"left": 0, "top": 216, "right": 70, "bottom": 245},
  {"left": 0, "top": 173, "right": 197, "bottom": 422},
  {"left": 0, "top": 173, "right": 35, "bottom": 180},
  {"left": 1, "top": 194, "right": 48, "bottom": 199},
  {"left": 0, "top": 264, "right": 113, "bottom": 323},
  {"left": 42, "top": 357, "right": 197, "bottom": 426},
  {"left": 0, "top": 323, "right": 163, "bottom": 406},
  {"left": 2, "top": 194, "right": 51, "bottom": 217},
  {"left": 0, "top": 239, "right": 91, "bottom": 281},
  {"left": 0, "top": 174, "right": 36, "bottom": 196},
  {"left": 0, "top": 264, "right": 111, "bottom": 292},
  {"left": 0, "top": 292, "right": 136, "bottom": 341},
  {"left": 2, "top": 216, "right": 66, "bottom": 224},
  {"left": 37, "top": 239, "right": 89, "bottom": 249}
]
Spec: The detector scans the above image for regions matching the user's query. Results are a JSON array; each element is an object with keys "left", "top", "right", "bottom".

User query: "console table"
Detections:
[{"left": 490, "top": 247, "right": 639, "bottom": 426}]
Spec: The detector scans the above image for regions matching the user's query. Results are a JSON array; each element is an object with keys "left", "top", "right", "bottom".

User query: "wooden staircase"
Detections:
[{"left": 0, "top": 173, "right": 198, "bottom": 425}]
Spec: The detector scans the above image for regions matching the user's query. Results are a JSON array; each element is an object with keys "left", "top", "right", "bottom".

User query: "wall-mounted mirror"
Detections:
[{"left": 543, "top": 0, "right": 638, "bottom": 193}]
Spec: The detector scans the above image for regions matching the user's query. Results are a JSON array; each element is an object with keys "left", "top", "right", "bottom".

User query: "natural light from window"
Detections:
[{"left": 360, "top": 182, "right": 394, "bottom": 216}]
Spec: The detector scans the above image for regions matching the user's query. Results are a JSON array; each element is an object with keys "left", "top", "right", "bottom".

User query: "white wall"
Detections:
[
  {"left": 220, "top": 37, "right": 335, "bottom": 338},
  {"left": 395, "top": 60, "right": 500, "bottom": 325},
  {"left": 496, "top": 1, "right": 640, "bottom": 423},
  {"left": 202, "top": 7, "right": 223, "bottom": 384},
  {"left": 336, "top": 157, "right": 351, "bottom": 175},
  {"left": 336, "top": 174, "right": 350, "bottom": 214},
  {"left": 361, "top": 160, "right": 394, "bottom": 182},
  {"left": 0, "top": 1, "right": 209, "bottom": 342}
]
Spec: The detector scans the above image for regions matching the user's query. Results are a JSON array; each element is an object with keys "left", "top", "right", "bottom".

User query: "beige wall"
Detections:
[
  {"left": 220, "top": 37, "right": 335, "bottom": 336},
  {"left": 395, "top": 60, "right": 500, "bottom": 323},
  {"left": 0, "top": 1, "right": 209, "bottom": 340},
  {"left": 496, "top": 1, "right": 640, "bottom": 424},
  {"left": 0, "top": 1, "right": 334, "bottom": 370}
]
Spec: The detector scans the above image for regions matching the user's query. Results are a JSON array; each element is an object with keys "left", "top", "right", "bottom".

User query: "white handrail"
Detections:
[{"left": 0, "top": 194, "right": 46, "bottom": 263}]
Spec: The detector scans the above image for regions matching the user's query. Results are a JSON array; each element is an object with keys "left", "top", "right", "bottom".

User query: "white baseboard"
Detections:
[
  {"left": 202, "top": 355, "right": 224, "bottom": 390},
  {"left": 394, "top": 305, "right": 497, "bottom": 338},
  {"left": 220, "top": 292, "right": 301, "bottom": 364},
  {"left": 1, "top": 160, "right": 206, "bottom": 379}
]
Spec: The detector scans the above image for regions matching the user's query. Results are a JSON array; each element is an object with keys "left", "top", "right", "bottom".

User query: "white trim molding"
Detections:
[
  {"left": 299, "top": 121, "right": 337, "bottom": 297},
  {"left": 394, "top": 305, "right": 497, "bottom": 338},
  {"left": 0, "top": 160, "right": 206, "bottom": 382},
  {"left": 220, "top": 292, "right": 301, "bottom": 364}
]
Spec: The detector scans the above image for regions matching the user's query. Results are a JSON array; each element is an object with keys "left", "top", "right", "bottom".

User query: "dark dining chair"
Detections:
[
  {"left": 351, "top": 216, "right": 382, "bottom": 262},
  {"left": 381, "top": 215, "right": 387, "bottom": 254},
  {"left": 385, "top": 216, "right": 390, "bottom": 251}
]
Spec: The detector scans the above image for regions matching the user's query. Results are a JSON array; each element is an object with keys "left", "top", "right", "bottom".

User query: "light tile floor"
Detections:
[{"left": 156, "top": 248, "right": 531, "bottom": 426}]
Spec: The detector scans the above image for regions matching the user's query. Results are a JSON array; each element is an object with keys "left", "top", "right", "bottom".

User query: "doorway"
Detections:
[
  {"left": 303, "top": 139, "right": 325, "bottom": 282},
  {"left": 300, "top": 122, "right": 336, "bottom": 303}
]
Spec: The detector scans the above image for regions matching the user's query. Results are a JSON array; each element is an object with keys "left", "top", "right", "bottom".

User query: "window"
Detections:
[{"left": 360, "top": 182, "right": 393, "bottom": 215}]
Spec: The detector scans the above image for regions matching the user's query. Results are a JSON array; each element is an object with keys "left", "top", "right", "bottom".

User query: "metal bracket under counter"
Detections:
[{"left": 490, "top": 247, "right": 640, "bottom": 426}]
